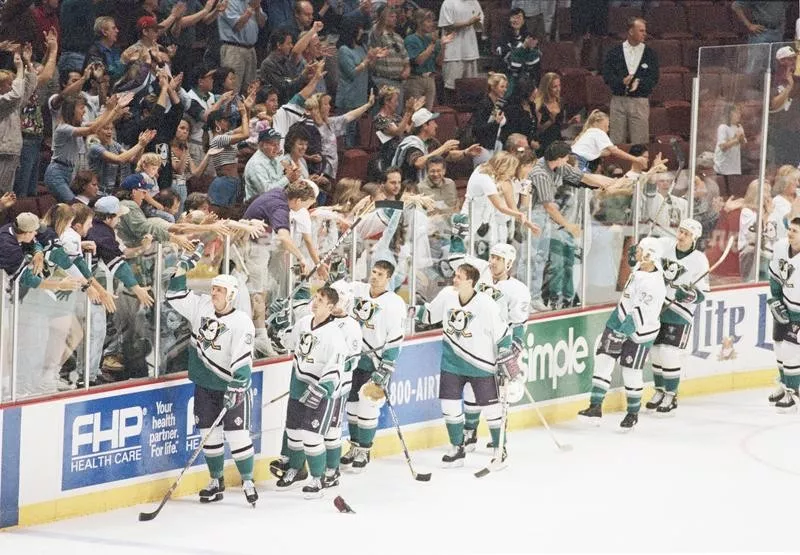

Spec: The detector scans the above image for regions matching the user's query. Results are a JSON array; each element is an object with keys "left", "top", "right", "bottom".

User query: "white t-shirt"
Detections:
[
  {"left": 438, "top": 0, "right": 482, "bottom": 62},
  {"left": 571, "top": 128, "right": 614, "bottom": 162},
  {"left": 714, "top": 124, "right": 742, "bottom": 176},
  {"left": 288, "top": 207, "right": 313, "bottom": 264}
]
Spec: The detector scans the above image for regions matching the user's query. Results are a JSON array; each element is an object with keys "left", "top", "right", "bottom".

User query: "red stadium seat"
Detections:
[
  {"left": 585, "top": 74, "right": 611, "bottom": 111},
  {"left": 646, "top": 5, "right": 692, "bottom": 39},
  {"left": 648, "top": 40, "right": 687, "bottom": 73},
  {"left": 337, "top": 149, "right": 370, "bottom": 182},
  {"left": 540, "top": 41, "right": 579, "bottom": 73},
  {"left": 649, "top": 106, "right": 670, "bottom": 141},
  {"left": 650, "top": 72, "right": 686, "bottom": 105},
  {"left": 685, "top": 4, "right": 739, "bottom": 41}
]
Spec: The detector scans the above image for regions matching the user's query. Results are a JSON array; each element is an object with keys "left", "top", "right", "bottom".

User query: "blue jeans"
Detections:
[
  {"left": 172, "top": 180, "right": 187, "bottom": 215},
  {"left": 208, "top": 175, "right": 241, "bottom": 207},
  {"left": 14, "top": 135, "right": 42, "bottom": 197},
  {"left": 528, "top": 208, "right": 553, "bottom": 300},
  {"left": 748, "top": 28, "right": 784, "bottom": 45},
  {"left": 44, "top": 162, "right": 76, "bottom": 202}
]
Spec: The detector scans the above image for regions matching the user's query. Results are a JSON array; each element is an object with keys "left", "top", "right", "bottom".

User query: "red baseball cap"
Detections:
[{"left": 137, "top": 15, "right": 160, "bottom": 31}]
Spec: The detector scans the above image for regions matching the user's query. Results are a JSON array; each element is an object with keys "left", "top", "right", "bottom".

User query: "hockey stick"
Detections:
[
  {"left": 521, "top": 386, "right": 573, "bottom": 452},
  {"left": 261, "top": 390, "right": 290, "bottom": 408},
  {"left": 384, "top": 394, "right": 432, "bottom": 481},
  {"left": 138, "top": 407, "right": 228, "bottom": 521},
  {"left": 288, "top": 199, "right": 404, "bottom": 299},
  {"left": 660, "top": 235, "right": 734, "bottom": 315},
  {"left": 475, "top": 379, "right": 510, "bottom": 478}
]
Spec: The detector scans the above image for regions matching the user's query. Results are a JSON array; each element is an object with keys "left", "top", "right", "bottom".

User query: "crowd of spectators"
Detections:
[{"left": 0, "top": 0, "right": 798, "bottom": 399}]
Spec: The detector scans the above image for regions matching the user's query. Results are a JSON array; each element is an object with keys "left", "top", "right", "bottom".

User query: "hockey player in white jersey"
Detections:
[
  {"left": 415, "top": 263, "right": 511, "bottom": 467},
  {"left": 338, "top": 260, "right": 407, "bottom": 471},
  {"left": 279, "top": 286, "right": 347, "bottom": 497},
  {"left": 457, "top": 243, "right": 531, "bottom": 451},
  {"left": 767, "top": 217, "right": 800, "bottom": 411},
  {"left": 646, "top": 219, "right": 710, "bottom": 414},
  {"left": 165, "top": 245, "right": 258, "bottom": 506},
  {"left": 323, "top": 281, "right": 363, "bottom": 487},
  {"left": 578, "top": 236, "right": 667, "bottom": 430}
]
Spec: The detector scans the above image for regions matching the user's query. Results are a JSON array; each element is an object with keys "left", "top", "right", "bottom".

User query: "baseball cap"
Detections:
[
  {"left": 776, "top": 46, "right": 796, "bottom": 60},
  {"left": 137, "top": 15, "right": 160, "bottom": 32},
  {"left": 15, "top": 213, "right": 40, "bottom": 233},
  {"left": 258, "top": 128, "right": 283, "bottom": 143},
  {"left": 94, "top": 196, "right": 130, "bottom": 216},
  {"left": 411, "top": 108, "right": 439, "bottom": 128},
  {"left": 121, "top": 173, "right": 150, "bottom": 191}
]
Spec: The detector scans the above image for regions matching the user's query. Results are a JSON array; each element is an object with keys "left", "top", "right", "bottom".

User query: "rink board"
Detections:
[{"left": 0, "top": 285, "right": 776, "bottom": 528}]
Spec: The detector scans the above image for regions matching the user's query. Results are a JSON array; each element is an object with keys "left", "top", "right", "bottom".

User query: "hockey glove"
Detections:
[
  {"left": 674, "top": 284, "right": 699, "bottom": 303},
  {"left": 224, "top": 383, "right": 248, "bottom": 410},
  {"left": 603, "top": 330, "right": 627, "bottom": 357},
  {"left": 627, "top": 244, "right": 638, "bottom": 268},
  {"left": 497, "top": 348, "right": 523, "bottom": 381},
  {"left": 299, "top": 381, "right": 327, "bottom": 410},
  {"left": 477, "top": 222, "right": 489, "bottom": 237},
  {"left": 768, "top": 297, "right": 791, "bottom": 325},
  {"left": 176, "top": 242, "right": 204, "bottom": 275},
  {"left": 371, "top": 361, "right": 394, "bottom": 387},
  {"left": 450, "top": 213, "right": 470, "bottom": 239}
]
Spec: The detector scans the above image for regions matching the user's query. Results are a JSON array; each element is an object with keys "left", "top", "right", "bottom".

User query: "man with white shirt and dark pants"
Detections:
[{"left": 602, "top": 17, "right": 659, "bottom": 145}]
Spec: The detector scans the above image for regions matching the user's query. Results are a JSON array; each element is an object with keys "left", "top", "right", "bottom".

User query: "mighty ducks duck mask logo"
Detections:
[
  {"left": 661, "top": 259, "right": 686, "bottom": 284},
  {"left": 297, "top": 332, "right": 317, "bottom": 362},
  {"left": 476, "top": 282, "right": 503, "bottom": 301},
  {"left": 779, "top": 258, "right": 795, "bottom": 287},
  {"left": 198, "top": 317, "right": 228, "bottom": 350},
  {"left": 445, "top": 309, "right": 474, "bottom": 338},
  {"left": 352, "top": 298, "right": 380, "bottom": 329}
]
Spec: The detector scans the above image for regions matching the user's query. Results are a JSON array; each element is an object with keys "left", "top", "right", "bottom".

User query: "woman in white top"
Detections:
[
  {"left": 738, "top": 178, "right": 772, "bottom": 282},
  {"left": 570, "top": 110, "right": 648, "bottom": 173},
  {"left": 461, "top": 150, "right": 539, "bottom": 259},
  {"left": 714, "top": 104, "right": 745, "bottom": 176}
]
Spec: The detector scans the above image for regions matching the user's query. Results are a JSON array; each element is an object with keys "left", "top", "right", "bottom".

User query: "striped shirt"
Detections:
[
  {"left": 209, "top": 132, "right": 238, "bottom": 170},
  {"left": 528, "top": 157, "right": 585, "bottom": 206},
  {"left": 369, "top": 30, "right": 409, "bottom": 80}
]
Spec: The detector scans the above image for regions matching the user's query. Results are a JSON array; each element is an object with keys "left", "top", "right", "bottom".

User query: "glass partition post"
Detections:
[
  {"left": 688, "top": 76, "right": 700, "bottom": 219},
  {"left": 524, "top": 202, "right": 532, "bottom": 293},
  {"left": 467, "top": 199, "right": 474, "bottom": 258},
  {"left": 83, "top": 254, "right": 92, "bottom": 390},
  {"left": 153, "top": 243, "right": 163, "bottom": 378},
  {"left": 287, "top": 251, "right": 296, "bottom": 329},
  {"left": 10, "top": 278, "right": 19, "bottom": 402},
  {"left": 0, "top": 272, "right": 6, "bottom": 401},
  {"left": 579, "top": 188, "right": 589, "bottom": 308},
  {"left": 349, "top": 220, "right": 358, "bottom": 281},
  {"left": 408, "top": 208, "right": 418, "bottom": 336},
  {"left": 754, "top": 70, "right": 772, "bottom": 282},
  {"left": 223, "top": 234, "right": 231, "bottom": 276}
]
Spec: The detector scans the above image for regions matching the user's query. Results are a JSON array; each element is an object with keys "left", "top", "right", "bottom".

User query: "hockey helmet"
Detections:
[
  {"left": 211, "top": 273, "right": 239, "bottom": 310},
  {"left": 678, "top": 218, "right": 703, "bottom": 243},
  {"left": 490, "top": 243, "right": 517, "bottom": 270},
  {"left": 637, "top": 237, "right": 662, "bottom": 269}
]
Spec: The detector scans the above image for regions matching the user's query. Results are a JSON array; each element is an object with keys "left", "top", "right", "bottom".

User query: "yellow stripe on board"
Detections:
[{"left": 10, "top": 368, "right": 776, "bottom": 528}]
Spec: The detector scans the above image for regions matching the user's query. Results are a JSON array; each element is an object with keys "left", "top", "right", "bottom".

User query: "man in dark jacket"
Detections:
[{"left": 601, "top": 16, "right": 659, "bottom": 145}]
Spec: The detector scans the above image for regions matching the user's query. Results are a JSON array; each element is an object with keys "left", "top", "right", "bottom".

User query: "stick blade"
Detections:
[
  {"left": 474, "top": 467, "right": 491, "bottom": 478},
  {"left": 138, "top": 511, "right": 157, "bottom": 522},
  {"left": 414, "top": 472, "right": 432, "bottom": 482}
]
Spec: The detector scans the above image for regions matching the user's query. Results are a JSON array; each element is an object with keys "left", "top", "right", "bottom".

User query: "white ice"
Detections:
[{"left": 1, "top": 387, "right": 798, "bottom": 554}]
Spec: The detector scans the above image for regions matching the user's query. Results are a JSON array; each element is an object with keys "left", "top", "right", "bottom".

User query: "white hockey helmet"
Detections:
[
  {"left": 678, "top": 218, "right": 703, "bottom": 243},
  {"left": 637, "top": 237, "right": 662, "bottom": 269},
  {"left": 490, "top": 243, "right": 517, "bottom": 270},
  {"left": 330, "top": 280, "right": 354, "bottom": 314},
  {"left": 211, "top": 273, "right": 239, "bottom": 310}
]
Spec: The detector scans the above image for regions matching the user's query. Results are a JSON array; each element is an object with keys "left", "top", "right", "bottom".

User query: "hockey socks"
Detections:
[
  {"left": 488, "top": 426, "right": 501, "bottom": 449},
  {"left": 652, "top": 367, "right": 664, "bottom": 389},
  {"left": 235, "top": 456, "right": 254, "bottom": 482},
  {"left": 280, "top": 430, "right": 290, "bottom": 458},
  {"left": 206, "top": 454, "right": 225, "bottom": 480},
  {"left": 307, "top": 452, "right": 326, "bottom": 479},
  {"left": 326, "top": 446, "right": 341, "bottom": 470},
  {"left": 358, "top": 426, "right": 377, "bottom": 448},
  {"left": 445, "top": 421, "right": 465, "bottom": 447},
  {"left": 589, "top": 386, "right": 608, "bottom": 406},
  {"left": 347, "top": 423, "right": 359, "bottom": 445},
  {"left": 464, "top": 410, "right": 481, "bottom": 432}
]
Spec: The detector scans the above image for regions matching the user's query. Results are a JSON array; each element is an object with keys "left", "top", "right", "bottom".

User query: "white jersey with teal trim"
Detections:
[
  {"left": 346, "top": 281, "right": 407, "bottom": 363},
  {"left": 769, "top": 239, "right": 800, "bottom": 317},
  {"left": 165, "top": 287, "right": 254, "bottom": 390},
  {"left": 618, "top": 269, "right": 667, "bottom": 344},
  {"left": 333, "top": 314, "right": 363, "bottom": 398},
  {"left": 288, "top": 314, "right": 347, "bottom": 393},
  {"left": 476, "top": 269, "right": 531, "bottom": 327},
  {"left": 657, "top": 237, "right": 710, "bottom": 323},
  {"left": 419, "top": 288, "right": 508, "bottom": 376}
]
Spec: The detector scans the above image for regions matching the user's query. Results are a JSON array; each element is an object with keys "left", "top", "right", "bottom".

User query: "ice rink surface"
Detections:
[{"left": 2, "top": 387, "right": 798, "bottom": 555}]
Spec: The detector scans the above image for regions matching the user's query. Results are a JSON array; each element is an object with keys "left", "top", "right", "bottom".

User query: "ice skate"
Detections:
[
  {"left": 619, "top": 412, "right": 638, "bottom": 431},
  {"left": 578, "top": 403, "right": 602, "bottom": 425},
  {"left": 302, "top": 477, "right": 324, "bottom": 499},
  {"left": 243, "top": 480, "right": 258, "bottom": 507},
  {"left": 656, "top": 392, "right": 678, "bottom": 414},
  {"left": 351, "top": 447, "right": 371, "bottom": 473},
  {"left": 645, "top": 389, "right": 665, "bottom": 410},
  {"left": 463, "top": 429, "right": 478, "bottom": 452},
  {"left": 441, "top": 444, "right": 466, "bottom": 468},
  {"left": 199, "top": 476, "right": 225, "bottom": 503}
]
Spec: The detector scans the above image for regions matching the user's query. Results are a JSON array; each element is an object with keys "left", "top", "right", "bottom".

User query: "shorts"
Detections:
[
  {"left": 596, "top": 328, "right": 651, "bottom": 370},
  {"left": 653, "top": 322, "right": 691, "bottom": 349},
  {"left": 442, "top": 59, "right": 478, "bottom": 90},
  {"left": 347, "top": 367, "right": 375, "bottom": 403},
  {"left": 439, "top": 370, "right": 499, "bottom": 405},
  {"left": 194, "top": 383, "right": 252, "bottom": 431},
  {"left": 242, "top": 237, "right": 272, "bottom": 293},
  {"left": 286, "top": 396, "right": 335, "bottom": 435}
]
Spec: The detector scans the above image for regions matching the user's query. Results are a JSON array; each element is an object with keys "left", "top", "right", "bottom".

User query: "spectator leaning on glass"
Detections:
[
  {"left": 0, "top": 41, "right": 38, "bottom": 194},
  {"left": 714, "top": 103, "right": 746, "bottom": 176},
  {"left": 526, "top": 141, "right": 627, "bottom": 311},
  {"left": 602, "top": 16, "right": 659, "bottom": 145}
]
